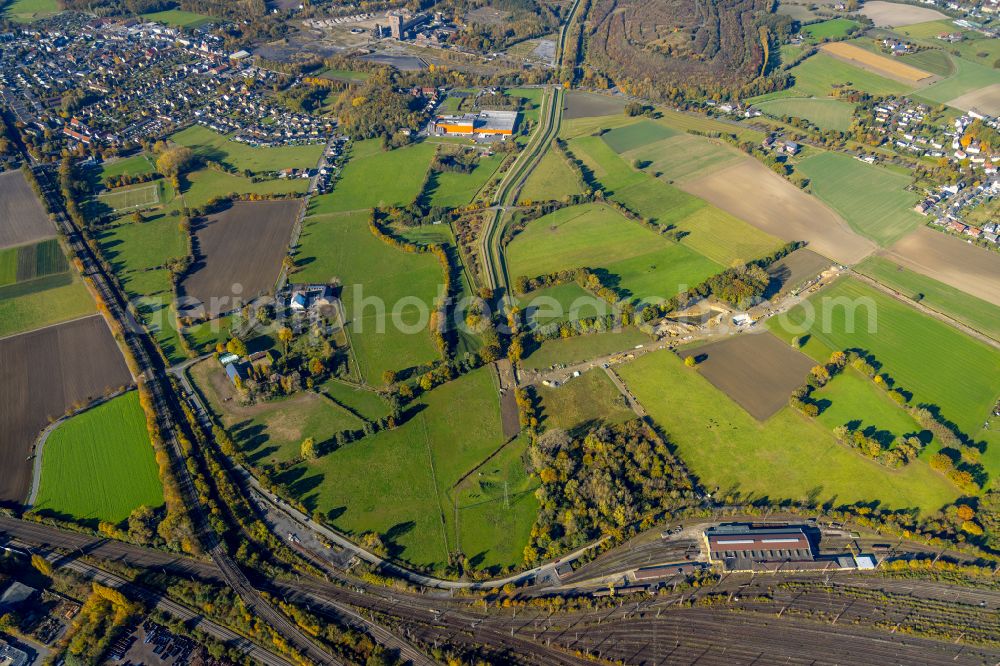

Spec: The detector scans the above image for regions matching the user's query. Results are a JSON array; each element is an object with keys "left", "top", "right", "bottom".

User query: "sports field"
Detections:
[
  {"left": 506, "top": 203, "right": 722, "bottom": 303},
  {"left": 755, "top": 97, "right": 857, "bottom": 132},
  {"left": 309, "top": 139, "right": 435, "bottom": 213},
  {"left": 750, "top": 53, "right": 913, "bottom": 103},
  {"left": 169, "top": 125, "right": 323, "bottom": 174},
  {"left": 535, "top": 368, "right": 634, "bottom": 432},
  {"left": 278, "top": 368, "right": 523, "bottom": 571},
  {"left": 618, "top": 350, "right": 959, "bottom": 513},
  {"left": 295, "top": 211, "right": 443, "bottom": 383},
  {"left": 34, "top": 392, "right": 162, "bottom": 525},
  {"left": 856, "top": 255, "right": 1000, "bottom": 341},
  {"left": 767, "top": 277, "right": 1000, "bottom": 440},
  {"left": 796, "top": 152, "right": 923, "bottom": 246},
  {"left": 96, "top": 180, "right": 164, "bottom": 212},
  {"left": 141, "top": 9, "right": 215, "bottom": 27}
]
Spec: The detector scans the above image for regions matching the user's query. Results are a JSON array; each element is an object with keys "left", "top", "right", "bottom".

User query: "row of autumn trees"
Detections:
[{"left": 789, "top": 349, "right": 986, "bottom": 493}]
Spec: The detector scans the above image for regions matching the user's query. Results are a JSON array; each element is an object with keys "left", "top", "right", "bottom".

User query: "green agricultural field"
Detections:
[
  {"left": 813, "top": 369, "right": 928, "bottom": 444},
  {"left": 295, "top": 211, "right": 443, "bottom": 383},
  {"left": 750, "top": 53, "right": 913, "bottom": 103},
  {"left": 98, "top": 216, "right": 187, "bottom": 275},
  {"left": 897, "top": 19, "right": 957, "bottom": 40},
  {"left": 518, "top": 282, "right": 610, "bottom": 328},
  {"left": 181, "top": 168, "right": 307, "bottom": 209},
  {"left": 99, "top": 154, "right": 155, "bottom": 182},
  {"left": 536, "top": 369, "right": 634, "bottom": 433},
  {"left": 768, "top": 277, "right": 1000, "bottom": 445},
  {"left": 1, "top": 0, "right": 57, "bottom": 21},
  {"left": 170, "top": 125, "right": 323, "bottom": 173},
  {"left": 803, "top": 18, "right": 859, "bottom": 40},
  {"left": 797, "top": 152, "right": 922, "bottom": 246},
  {"left": 508, "top": 87, "right": 545, "bottom": 126},
  {"left": 0, "top": 238, "right": 67, "bottom": 286},
  {"left": 916, "top": 56, "right": 1000, "bottom": 105},
  {"left": 522, "top": 328, "right": 651, "bottom": 371},
  {"left": 310, "top": 139, "right": 435, "bottom": 213},
  {"left": 34, "top": 392, "right": 164, "bottom": 525},
  {"left": 141, "top": 9, "right": 215, "bottom": 27},
  {"left": 427, "top": 153, "right": 503, "bottom": 208},
  {"left": 278, "top": 369, "right": 521, "bottom": 571},
  {"left": 857, "top": 256, "right": 1000, "bottom": 341},
  {"left": 621, "top": 134, "right": 742, "bottom": 184},
  {"left": 0, "top": 276, "right": 95, "bottom": 338},
  {"left": 320, "top": 379, "right": 392, "bottom": 422},
  {"left": 675, "top": 206, "right": 784, "bottom": 266},
  {"left": 520, "top": 149, "right": 585, "bottom": 202},
  {"left": 506, "top": 203, "right": 722, "bottom": 303},
  {"left": 453, "top": 434, "right": 538, "bottom": 571},
  {"left": 755, "top": 97, "right": 858, "bottom": 131},
  {"left": 897, "top": 49, "right": 956, "bottom": 77},
  {"left": 618, "top": 350, "right": 959, "bottom": 513},
  {"left": 601, "top": 120, "right": 678, "bottom": 153}
]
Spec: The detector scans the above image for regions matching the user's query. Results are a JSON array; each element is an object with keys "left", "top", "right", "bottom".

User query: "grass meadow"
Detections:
[
  {"left": 535, "top": 368, "right": 634, "bottom": 433},
  {"left": 427, "top": 153, "right": 504, "bottom": 208},
  {"left": 521, "top": 328, "right": 651, "bottom": 371},
  {"left": 767, "top": 277, "right": 1000, "bottom": 442},
  {"left": 141, "top": 9, "right": 215, "bottom": 27},
  {"left": 915, "top": 55, "right": 1000, "bottom": 105},
  {"left": 750, "top": 53, "right": 913, "bottom": 103},
  {"left": 99, "top": 154, "right": 155, "bottom": 182},
  {"left": 181, "top": 168, "right": 307, "bottom": 209},
  {"left": 34, "top": 392, "right": 163, "bottom": 525},
  {"left": 521, "top": 149, "right": 586, "bottom": 202},
  {"left": 803, "top": 18, "right": 859, "bottom": 40},
  {"left": 857, "top": 256, "right": 1000, "bottom": 341},
  {"left": 278, "top": 369, "right": 525, "bottom": 572},
  {"left": 797, "top": 152, "right": 923, "bottom": 246},
  {"left": 505, "top": 203, "right": 722, "bottom": 303},
  {"left": 294, "top": 211, "right": 443, "bottom": 384},
  {"left": 813, "top": 369, "right": 928, "bottom": 446},
  {"left": 310, "top": 139, "right": 435, "bottom": 213},
  {"left": 618, "top": 350, "right": 959, "bottom": 513},
  {"left": 1, "top": 0, "right": 57, "bottom": 21},
  {"left": 170, "top": 125, "right": 323, "bottom": 173},
  {"left": 755, "top": 97, "right": 858, "bottom": 131}
]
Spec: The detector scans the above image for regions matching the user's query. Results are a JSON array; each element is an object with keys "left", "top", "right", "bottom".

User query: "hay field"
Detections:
[
  {"left": 882, "top": 226, "right": 1000, "bottom": 307},
  {"left": 821, "top": 42, "right": 934, "bottom": 84},
  {"left": 861, "top": 1, "right": 947, "bottom": 26},
  {"left": 755, "top": 97, "right": 857, "bottom": 132},
  {"left": 680, "top": 157, "right": 876, "bottom": 264}
]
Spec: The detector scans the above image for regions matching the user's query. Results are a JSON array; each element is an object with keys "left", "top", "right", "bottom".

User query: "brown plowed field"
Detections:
[
  {"left": 882, "top": 226, "right": 1000, "bottom": 306},
  {"left": 681, "top": 158, "right": 876, "bottom": 264},
  {"left": 180, "top": 199, "right": 301, "bottom": 317},
  {"left": 679, "top": 332, "right": 815, "bottom": 420},
  {"left": 0, "top": 314, "right": 133, "bottom": 505},
  {"left": 821, "top": 42, "right": 934, "bottom": 84},
  {"left": 563, "top": 91, "right": 628, "bottom": 119},
  {"left": 862, "top": 0, "right": 947, "bottom": 26},
  {"left": 766, "top": 248, "right": 833, "bottom": 298},
  {"left": 947, "top": 83, "right": 1000, "bottom": 117},
  {"left": 0, "top": 170, "right": 55, "bottom": 249}
]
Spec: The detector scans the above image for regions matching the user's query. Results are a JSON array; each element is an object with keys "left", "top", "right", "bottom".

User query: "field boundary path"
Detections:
[{"left": 24, "top": 386, "right": 135, "bottom": 508}]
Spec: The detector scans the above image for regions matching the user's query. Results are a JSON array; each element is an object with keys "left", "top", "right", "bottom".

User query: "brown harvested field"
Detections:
[
  {"left": 947, "top": 83, "right": 1000, "bottom": 117},
  {"left": 180, "top": 199, "right": 301, "bottom": 317},
  {"left": 679, "top": 332, "right": 815, "bottom": 421},
  {"left": 0, "top": 314, "right": 133, "bottom": 505},
  {"left": 821, "top": 42, "right": 934, "bottom": 84},
  {"left": 881, "top": 226, "right": 1000, "bottom": 306},
  {"left": 861, "top": 0, "right": 946, "bottom": 26},
  {"left": 765, "top": 248, "right": 833, "bottom": 298},
  {"left": 680, "top": 158, "right": 876, "bottom": 264},
  {"left": 563, "top": 91, "right": 627, "bottom": 119},
  {"left": 0, "top": 170, "right": 55, "bottom": 250}
]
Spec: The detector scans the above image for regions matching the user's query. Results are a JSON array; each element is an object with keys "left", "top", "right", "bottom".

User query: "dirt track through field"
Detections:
[
  {"left": 881, "top": 226, "right": 1000, "bottom": 306},
  {"left": 679, "top": 332, "right": 815, "bottom": 421},
  {"left": 821, "top": 42, "right": 934, "bottom": 84},
  {"left": 681, "top": 158, "right": 876, "bottom": 264},
  {"left": 0, "top": 170, "right": 55, "bottom": 249},
  {"left": 0, "top": 315, "right": 132, "bottom": 505},
  {"left": 180, "top": 199, "right": 301, "bottom": 317}
]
